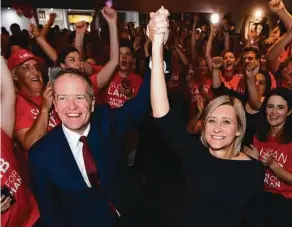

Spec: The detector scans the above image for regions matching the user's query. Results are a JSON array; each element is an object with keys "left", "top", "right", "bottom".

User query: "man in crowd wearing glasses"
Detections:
[{"left": 9, "top": 49, "right": 61, "bottom": 155}]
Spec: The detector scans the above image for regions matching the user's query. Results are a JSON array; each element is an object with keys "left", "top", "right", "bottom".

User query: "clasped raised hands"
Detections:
[{"left": 146, "top": 6, "right": 170, "bottom": 45}]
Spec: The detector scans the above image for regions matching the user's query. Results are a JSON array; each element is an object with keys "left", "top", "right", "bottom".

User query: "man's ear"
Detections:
[
  {"left": 288, "top": 109, "right": 292, "bottom": 116},
  {"left": 60, "top": 63, "right": 65, "bottom": 69},
  {"left": 53, "top": 98, "right": 58, "bottom": 113}
]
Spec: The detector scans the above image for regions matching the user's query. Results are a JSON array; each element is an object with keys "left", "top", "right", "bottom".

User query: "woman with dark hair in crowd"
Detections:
[
  {"left": 206, "top": 24, "right": 245, "bottom": 95},
  {"left": 245, "top": 87, "right": 292, "bottom": 227}
]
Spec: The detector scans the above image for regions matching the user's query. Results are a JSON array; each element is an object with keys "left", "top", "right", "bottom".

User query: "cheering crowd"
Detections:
[{"left": 1, "top": 0, "right": 292, "bottom": 226}]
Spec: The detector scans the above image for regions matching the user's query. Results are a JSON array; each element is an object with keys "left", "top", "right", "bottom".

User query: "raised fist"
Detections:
[
  {"left": 75, "top": 21, "right": 88, "bottom": 34},
  {"left": 102, "top": 6, "right": 117, "bottom": 24},
  {"left": 212, "top": 56, "right": 223, "bottom": 69},
  {"left": 210, "top": 25, "right": 219, "bottom": 38},
  {"left": 49, "top": 13, "right": 57, "bottom": 22},
  {"left": 29, "top": 24, "right": 40, "bottom": 38},
  {"left": 269, "top": 0, "right": 286, "bottom": 13}
]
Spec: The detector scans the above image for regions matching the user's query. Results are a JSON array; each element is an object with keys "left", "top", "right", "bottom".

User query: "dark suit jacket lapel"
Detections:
[
  {"left": 87, "top": 124, "right": 100, "bottom": 164},
  {"left": 55, "top": 125, "right": 88, "bottom": 188}
]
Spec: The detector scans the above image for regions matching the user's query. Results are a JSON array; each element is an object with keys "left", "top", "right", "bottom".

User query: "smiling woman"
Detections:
[
  {"left": 200, "top": 95, "right": 246, "bottom": 159},
  {"left": 251, "top": 87, "right": 292, "bottom": 227},
  {"left": 150, "top": 7, "right": 266, "bottom": 226}
]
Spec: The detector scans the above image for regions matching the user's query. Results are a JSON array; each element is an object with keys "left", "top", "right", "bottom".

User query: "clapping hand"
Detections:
[
  {"left": 260, "top": 151, "right": 274, "bottom": 166},
  {"left": 243, "top": 145, "right": 260, "bottom": 160}
]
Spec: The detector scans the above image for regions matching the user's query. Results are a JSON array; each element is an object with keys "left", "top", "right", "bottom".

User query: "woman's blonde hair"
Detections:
[{"left": 200, "top": 95, "right": 246, "bottom": 157}]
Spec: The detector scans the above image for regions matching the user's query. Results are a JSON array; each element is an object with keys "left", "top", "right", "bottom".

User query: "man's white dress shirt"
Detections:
[{"left": 62, "top": 124, "right": 92, "bottom": 187}]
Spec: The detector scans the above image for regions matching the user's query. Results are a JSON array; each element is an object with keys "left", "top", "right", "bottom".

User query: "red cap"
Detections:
[{"left": 8, "top": 49, "right": 40, "bottom": 70}]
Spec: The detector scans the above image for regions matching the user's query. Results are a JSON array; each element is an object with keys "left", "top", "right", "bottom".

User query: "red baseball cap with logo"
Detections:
[{"left": 8, "top": 49, "right": 42, "bottom": 70}]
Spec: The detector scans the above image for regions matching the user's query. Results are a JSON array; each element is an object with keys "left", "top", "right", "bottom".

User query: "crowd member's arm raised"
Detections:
[
  {"left": 191, "top": 15, "right": 199, "bottom": 61},
  {"left": 267, "top": 0, "right": 292, "bottom": 73},
  {"left": 1, "top": 56, "right": 15, "bottom": 214},
  {"left": 74, "top": 21, "right": 88, "bottom": 58},
  {"left": 206, "top": 24, "right": 219, "bottom": 73},
  {"left": 211, "top": 56, "right": 223, "bottom": 89},
  {"left": 267, "top": 29, "right": 292, "bottom": 73},
  {"left": 239, "top": 14, "right": 249, "bottom": 42},
  {"left": 78, "top": 7, "right": 119, "bottom": 88},
  {"left": 224, "top": 29, "right": 230, "bottom": 52},
  {"left": 1, "top": 57, "right": 15, "bottom": 138},
  {"left": 29, "top": 24, "right": 58, "bottom": 63},
  {"left": 175, "top": 40, "right": 188, "bottom": 66},
  {"left": 40, "top": 13, "right": 57, "bottom": 38},
  {"left": 149, "top": 8, "right": 170, "bottom": 118},
  {"left": 150, "top": 7, "right": 199, "bottom": 160},
  {"left": 269, "top": 0, "right": 292, "bottom": 30},
  {"left": 245, "top": 62, "right": 262, "bottom": 110}
]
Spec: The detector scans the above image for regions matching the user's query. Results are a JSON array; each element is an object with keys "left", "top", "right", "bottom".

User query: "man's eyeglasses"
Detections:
[{"left": 15, "top": 64, "right": 42, "bottom": 73}]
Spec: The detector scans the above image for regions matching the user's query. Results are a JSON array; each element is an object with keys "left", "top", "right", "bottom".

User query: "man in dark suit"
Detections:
[{"left": 28, "top": 66, "right": 151, "bottom": 227}]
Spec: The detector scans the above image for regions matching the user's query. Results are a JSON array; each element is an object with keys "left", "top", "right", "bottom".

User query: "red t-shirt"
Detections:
[
  {"left": 1, "top": 129, "right": 40, "bottom": 227},
  {"left": 220, "top": 72, "right": 245, "bottom": 95},
  {"left": 89, "top": 64, "right": 102, "bottom": 93},
  {"left": 102, "top": 72, "right": 143, "bottom": 108},
  {"left": 187, "top": 78, "right": 212, "bottom": 120},
  {"left": 15, "top": 94, "right": 61, "bottom": 132},
  {"left": 90, "top": 64, "right": 103, "bottom": 75},
  {"left": 167, "top": 58, "right": 183, "bottom": 94},
  {"left": 253, "top": 136, "right": 292, "bottom": 198},
  {"left": 185, "top": 63, "right": 195, "bottom": 82}
]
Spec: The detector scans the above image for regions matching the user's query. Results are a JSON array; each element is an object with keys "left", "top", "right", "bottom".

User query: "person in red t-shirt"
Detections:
[
  {"left": 186, "top": 58, "right": 213, "bottom": 119},
  {"left": 244, "top": 88, "right": 292, "bottom": 227},
  {"left": 1, "top": 56, "right": 40, "bottom": 227},
  {"left": 206, "top": 24, "right": 245, "bottom": 95},
  {"left": 166, "top": 47, "right": 185, "bottom": 94},
  {"left": 101, "top": 39, "right": 143, "bottom": 165},
  {"left": 8, "top": 49, "right": 61, "bottom": 153},
  {"left": 102, "top": 39, "right": 143, "bottom": 108}
]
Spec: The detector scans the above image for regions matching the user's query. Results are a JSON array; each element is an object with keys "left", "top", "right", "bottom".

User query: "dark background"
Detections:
[{"left": 2, "top": 0, "right": 292, "bottom": 13}]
